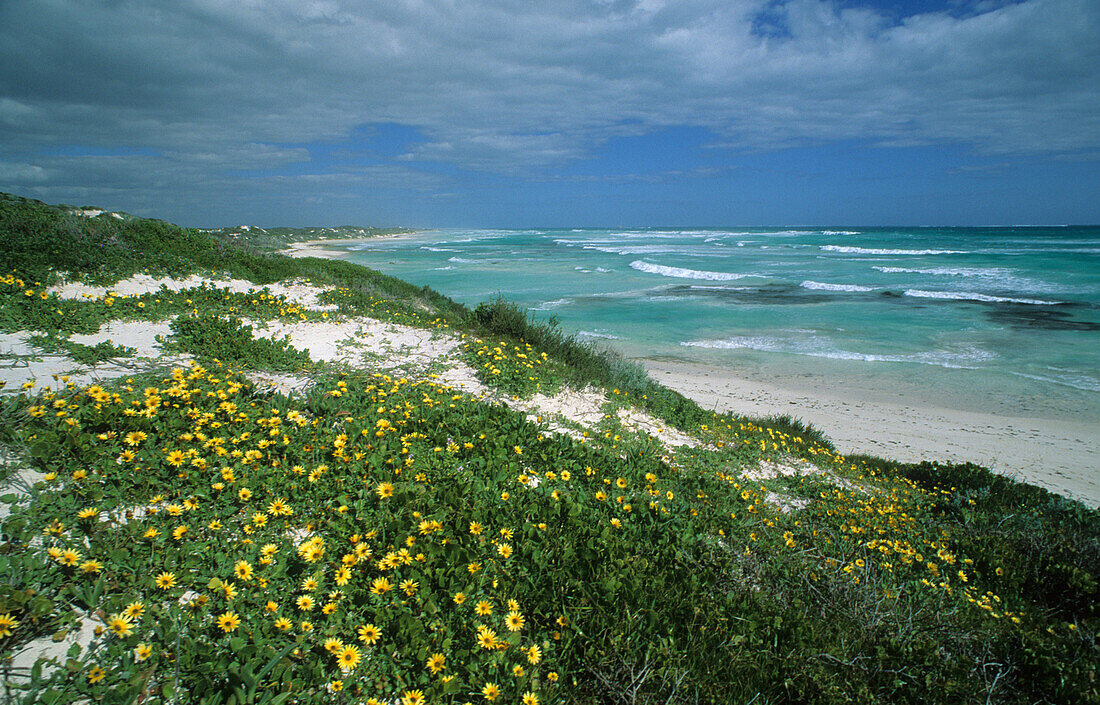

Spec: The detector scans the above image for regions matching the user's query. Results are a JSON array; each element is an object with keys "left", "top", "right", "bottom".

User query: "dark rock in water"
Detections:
[
  {"left": 985, "top": 305, "right": 1100, "bottom": 331},
  {"left": 649, "top": 283, "right": 836, "bottom": 306}
]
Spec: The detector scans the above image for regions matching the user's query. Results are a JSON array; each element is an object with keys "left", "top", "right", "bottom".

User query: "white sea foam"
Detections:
[
  {"left": 595, "top": 267, "right": 611, "bottom": 273},
  {"left": 420, "top": 246, "right": 460, "bottom": 252},
  {"left": 903, "top": 289, "right": 1062, "bottom": 305},
  {"left": 874, "top": 266, "right": 1011, "bottom": 277},
  {"left": 875, "top": 266, "right": 1071, "bottom": 295},
  {"left": 668, "top": 230, "right": 762, "bottom": 237},
  {"left": 447, "top": 256, "right": 483, "bottom": 264},
  {"left": 587, "top": 245, "right": 670, "bottom": 255},
  {"left": 530, "top": 298, "right": 571, "bottom": 311},
  {"left": 587, "top": 244, "right": 731, "bottom": 256},
  {"left": 682, "top": 335, "right": 994, "bottom": 369},
  {"left": 432, "top": 266, "right": 454, "bottom": 271},
  {"left": 630, "top": 261, "right": 755, "bottom": 281},
  {"left": 800, "top": 280, "right": 876, "bottom": 292},
  {"left": 1010, "top": 370, "right": 1100, "bottom": 393},
  {"left": 821, "top": 245, "right": 966, "bottom": 255},
  {"left": 577, "top": 330, "right": 622, "bottom": 340},
  {"left": 611, "top": 231, "right": 714, "bottom": 239},
  {"left": 820, "top": 230, "right": 861, "bottom": 235}
]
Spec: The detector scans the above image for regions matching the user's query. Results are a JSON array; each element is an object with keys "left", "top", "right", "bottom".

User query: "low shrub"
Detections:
[{"left": 163, "top": 314, "right": 313, "bottom": 370}]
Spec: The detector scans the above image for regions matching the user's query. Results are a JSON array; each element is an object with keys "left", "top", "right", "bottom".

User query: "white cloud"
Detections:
[
  {"left": 0, "top": 0, "right": 1096, "bottom": 185},
  {"left": 0, "top": 161, "right": 49, "bottom": 183}
]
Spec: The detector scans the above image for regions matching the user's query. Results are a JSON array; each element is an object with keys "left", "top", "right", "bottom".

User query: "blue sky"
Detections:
[{"left": 1, "top": 0, "right": 1098, "bottom": 227}]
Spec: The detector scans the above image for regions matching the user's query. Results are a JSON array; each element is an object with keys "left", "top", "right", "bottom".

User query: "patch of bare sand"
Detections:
[
  {"left": 69, "top": 320, "right": 171, "bottom": 359},
  {"left": 49, "top": 273, "right": 338, "bottom": 311},
  {"left": 0, "top": 327, "right": 184, "bottom": 392},
  {"left": 616, "top": 407, "right": 700, "bottom": 448}
]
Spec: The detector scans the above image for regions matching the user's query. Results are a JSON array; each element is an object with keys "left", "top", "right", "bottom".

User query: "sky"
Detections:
[{"left": 1, "top": 0, "right": 1098, "bottom": 227}]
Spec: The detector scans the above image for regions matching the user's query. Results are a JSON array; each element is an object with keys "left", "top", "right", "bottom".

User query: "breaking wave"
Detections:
[
  {"left": 630, "top": 260, "right": 756, "bottom": 281},
  {"left": 903, "top": 289, "right": 1062, "bottom": 305}
]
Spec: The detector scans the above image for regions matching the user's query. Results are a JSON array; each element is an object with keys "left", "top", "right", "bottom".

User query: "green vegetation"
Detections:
[
  {"left": 204, "top": 224, "right": 412, "bottom": 255},
  {"left": 26, "top": 334, "right": 136, "bottom": 366},
  {"left": 162, "top": 314, "right": 314, "bottom": 371},
  {"left": 470, "top": 298, "right": 834, "bottom": 446},
  {"left": 0, "top": 193, "right": 1095, "bottom": 704}
]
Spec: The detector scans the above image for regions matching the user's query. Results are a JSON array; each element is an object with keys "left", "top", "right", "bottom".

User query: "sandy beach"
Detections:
[
  {"left": 279, "top": 239, "right": 363, "bottom": 259},
  {"left": 642, "top": 358, "right": 1100, "bottom": 507},
  {"left": 279, "top": 233, "right": 410, "bottom": 260}
]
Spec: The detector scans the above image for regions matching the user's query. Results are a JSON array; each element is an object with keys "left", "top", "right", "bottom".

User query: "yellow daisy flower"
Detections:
[
  {"left": 59, "top": 549, "right": 82, "bottom": 566},
  {"left": 216, "top": 612, "right": 240, "bottom": 633},
  {"left": 505, "top": 611, "right": 525, "bottom": 632},
  {"left": 0, "top": 613, "right": 19, "bottom": 638},
  {"left": 401, "top": 690, "right": 425, "bottom": 705},
  {"left": 426, "top": 652, "right": 446, "bottom": 674},
  {"left": 357, "top": 623, "right": 381, "bottom": 645},
  {"left": 476, "top": 627, "right": 498, "bottom": 650},
  {"left": 233, "top": 561, "right": 253, "bottom": 581},
  {"left": 107, "top": 614, "right": 133, "bottom": 637},
  {"left": 337, "top": 644, "right": 361, "bottom": 672}
]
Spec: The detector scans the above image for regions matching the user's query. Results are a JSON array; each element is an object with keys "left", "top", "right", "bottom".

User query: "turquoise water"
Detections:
[{"left": 338, "top": 227, "right": 1100, "bottom": 421}]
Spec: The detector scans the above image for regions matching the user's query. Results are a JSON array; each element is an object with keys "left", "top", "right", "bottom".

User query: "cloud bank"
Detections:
[{"left": 0, "top": 0, "right": 1097, "bottom": 222}]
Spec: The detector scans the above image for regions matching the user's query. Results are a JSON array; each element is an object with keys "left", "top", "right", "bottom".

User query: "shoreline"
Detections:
[
  {"left": 641, "top": 358, "right": 1100, "bottom": 507},
  {"left": 279, "top": 233, "right": 409, "bottom": 259},
  {"left": 273, "top": 237, "right": 1099, "bottom": 507}
]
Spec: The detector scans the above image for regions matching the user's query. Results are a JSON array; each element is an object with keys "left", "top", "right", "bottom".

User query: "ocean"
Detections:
[{"left": 335, "top": 226, "right": 1100, "bottom": 423}]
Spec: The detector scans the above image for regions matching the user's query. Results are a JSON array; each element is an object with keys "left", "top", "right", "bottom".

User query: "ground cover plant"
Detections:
[
  {"left": 0, "top": 193, "right": 1096, "bottom": 703},
  {"left": 204, "top": 225, "right": 413, "bottom": 255},
  {"left": 3, "top": 367, "right": 1096, "bottom": 704},
  {"left": 161, "top": 314, "right": 314, "bottom": 371}
]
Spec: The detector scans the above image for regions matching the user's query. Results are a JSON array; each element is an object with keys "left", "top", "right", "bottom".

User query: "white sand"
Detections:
[
  {"left": 642, "top": 359, "right": 1100, "bottom": 507},
  {"left": 48, "top": 273, "right": 339, "bottom": 311},
  {"left": 279, "top": 239, "right": 366, "bottom": 259}
]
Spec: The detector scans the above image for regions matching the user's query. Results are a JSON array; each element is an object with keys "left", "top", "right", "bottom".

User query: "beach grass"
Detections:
[{"left": 0, "top": 192, "right": 1096, "bottom": 704}]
